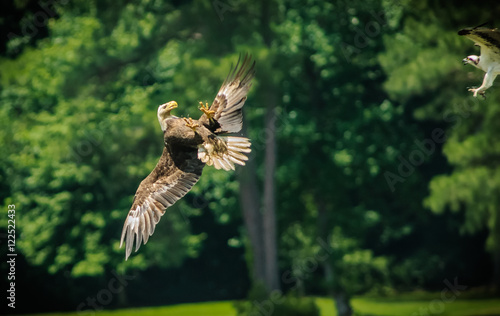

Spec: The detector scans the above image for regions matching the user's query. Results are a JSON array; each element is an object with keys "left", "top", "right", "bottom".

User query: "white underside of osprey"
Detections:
[{"left": 469, "top": 47, "right": 500, "bottom": 97}]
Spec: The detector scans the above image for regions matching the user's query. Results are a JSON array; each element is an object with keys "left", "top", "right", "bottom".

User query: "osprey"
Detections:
[
  {"left": 459, "top": 25, "right": 500, "bottom": 97},
  {"left": 120, "top": 55, "right": 255, "bottom": 260}
]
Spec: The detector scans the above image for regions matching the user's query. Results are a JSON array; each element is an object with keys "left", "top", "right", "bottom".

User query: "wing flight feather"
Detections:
[
  {"left": 459, "top": 26, "right": 500, "bottom": 55},
  {"left": 120, "top": 148, "right": 202, "bottom": 260},
  {"left": 199, "top": 54, "right": 256, "bottom": 134}
]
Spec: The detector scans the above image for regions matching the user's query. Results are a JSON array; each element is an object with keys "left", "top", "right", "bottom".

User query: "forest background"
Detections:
[{"left": 1, "top": 0, "right": 500, "bottom": 315}]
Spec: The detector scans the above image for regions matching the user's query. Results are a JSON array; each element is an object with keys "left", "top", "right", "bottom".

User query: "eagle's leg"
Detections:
[
  {"left": 183, "top": 117, "right": 200, "bottom": 132},
  {"left": 199, "top": 102, "right": 215, "bottom": 121}
]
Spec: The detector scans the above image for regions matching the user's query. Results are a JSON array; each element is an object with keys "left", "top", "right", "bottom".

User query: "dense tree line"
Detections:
[{"left": 1, "top": 0, "right": 498, "bottom": 315}]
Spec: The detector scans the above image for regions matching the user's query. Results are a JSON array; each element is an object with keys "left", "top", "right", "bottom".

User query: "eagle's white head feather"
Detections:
[{"left": 157, "top": 101, "right": 178, "bottom": 132}]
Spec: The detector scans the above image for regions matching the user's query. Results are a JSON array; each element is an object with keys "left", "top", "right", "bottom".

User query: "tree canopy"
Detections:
[{"left": 1, "top": 0, "right": 499, "bottom": 315}]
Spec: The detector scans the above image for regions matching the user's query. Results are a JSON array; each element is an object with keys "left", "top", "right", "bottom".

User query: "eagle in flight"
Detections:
[
  {"left": 459, "top": 25, "right": 500, "bottom": 97},
  {"left": 120, "top": 55, "right": 255, "bottom": 260}
]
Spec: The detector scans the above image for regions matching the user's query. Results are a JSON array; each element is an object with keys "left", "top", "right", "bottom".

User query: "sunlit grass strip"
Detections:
[
  {"left": 18, "top": 301, "right": 237, "bottom": 316},
  {"left": 315, "top": 297, "right": 500, "bottom": 316},
  {"left": 15, "top": 297, "right": 500, "bottom": 316}
]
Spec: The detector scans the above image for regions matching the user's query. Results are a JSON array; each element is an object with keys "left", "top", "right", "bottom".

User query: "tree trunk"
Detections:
[
  {"left": 263, "top": 93, "right": 279, "bottom": 292},
  {"left": 238, "top": 132, "right": 266, "bottom": 284},
  {"left": 491, "top": 204, "right": 500, "bottom": 290},
  {"left": 259, "top": 0, "right": 280, "bottom": 293},
  {"left": 334, "top": 291, "right": 353, "bottom": 316},
  {"left": 317, "top": 199, "right": 354, "bottom": 315}
]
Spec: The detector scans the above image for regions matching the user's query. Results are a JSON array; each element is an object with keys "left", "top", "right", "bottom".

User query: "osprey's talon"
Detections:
[
  {"left": 468, "top": 87, "right": 479, "bottom": 97},
  {"left": 468, "top": 87, "right": 486, "bottom": 98},
  {"left": 183, "top": 117, "right": 199, "bottom": 132},
  {"left": 199, "top": 101, "right": 215, "bottom": 121}
]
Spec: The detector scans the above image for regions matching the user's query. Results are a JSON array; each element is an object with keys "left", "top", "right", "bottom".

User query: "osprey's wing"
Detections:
[
  {"left": 120, "top": 147, "right": 203, "bottom": 260},
  {"left": 458, "top": 27, "right": 500, "bottom": 56},
  {"left": 198, "top": 54, "right": 255, "bottom": 134}
]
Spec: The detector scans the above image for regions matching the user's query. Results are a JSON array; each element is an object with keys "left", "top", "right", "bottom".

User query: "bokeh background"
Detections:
[{"left": 1, "top": 0, "right": 500, "bottom": 315}]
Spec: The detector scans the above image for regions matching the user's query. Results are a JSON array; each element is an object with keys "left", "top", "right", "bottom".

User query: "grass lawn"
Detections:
[
  {"left": 17, "top": 296, "right": 500, "bottom": 316},
  {"left": 316, "top": 296, "right": 500, "bottom": 316},
  {"left": 24, "top": 301, "right": 237, "bottom": 316}
]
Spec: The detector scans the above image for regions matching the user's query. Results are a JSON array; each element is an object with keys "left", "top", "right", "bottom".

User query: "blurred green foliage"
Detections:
[{"left": 379, "top": 0, "right": 500, "bottom": 289}]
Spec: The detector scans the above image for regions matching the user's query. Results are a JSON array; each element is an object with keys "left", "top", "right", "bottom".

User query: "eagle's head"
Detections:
[
  {"left": 463, "top": 55, "right": 480, "bottom": 67},
  {"left": 157, "top": 101, "right": 178, "bottom": 132}
]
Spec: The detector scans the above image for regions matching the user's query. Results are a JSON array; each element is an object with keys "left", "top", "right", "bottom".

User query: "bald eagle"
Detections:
[
  {"left": 120, "top": 55, "right": 255, "bottom": 260},
  {"left": 459, "top": 25, "right": 500, "bottom": 97}
]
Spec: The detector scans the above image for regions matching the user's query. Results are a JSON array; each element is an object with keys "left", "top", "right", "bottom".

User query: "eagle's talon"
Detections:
[
  {"left": 199, "top": 101, "right": 215, "bottom": 121},
  {"left": 183, "top": 117, "right": 199, "bottom": 131}
]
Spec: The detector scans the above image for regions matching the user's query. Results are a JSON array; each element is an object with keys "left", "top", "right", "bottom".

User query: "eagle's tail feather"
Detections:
[{"left": 198, "top": 136, "right": 251, "bottom": 171}]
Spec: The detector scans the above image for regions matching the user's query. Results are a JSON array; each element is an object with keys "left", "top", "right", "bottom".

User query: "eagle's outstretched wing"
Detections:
[
  {"left": 120, "top": 146, "right": 203, "bottom": 260},
  {"left": 198, "top": 54, "right": 256, "bottom": 134},
  {"left": 458, "top": 26, "right": 500, "bottom": 56}
]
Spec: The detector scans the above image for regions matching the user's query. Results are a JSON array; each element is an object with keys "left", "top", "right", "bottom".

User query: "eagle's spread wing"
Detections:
[
  {"left": 458, "top": 26, "right": 500, "bottom": 56},
  {"left": 198, "top": 54, "right": 256, "bottom": 134},
  {"left": 120, "top": 146, "right": 203, "bottom": 260}
]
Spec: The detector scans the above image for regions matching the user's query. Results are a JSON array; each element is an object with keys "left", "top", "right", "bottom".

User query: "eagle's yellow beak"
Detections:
[
  {"left": 163, "top": 101, "right": 178, "bottom": 112},
  {"left": 158, "top": 101, "right": 178, "bottom": 121}
]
